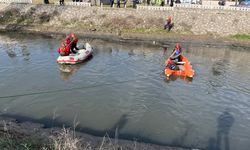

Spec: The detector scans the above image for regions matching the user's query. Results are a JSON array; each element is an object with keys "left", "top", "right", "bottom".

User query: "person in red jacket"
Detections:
[
  {"left": 58, "top": 36, "right": 71, "bottom": 56},
  {"left": 58, "top": 43, "right": 70, "bottom": 56}
]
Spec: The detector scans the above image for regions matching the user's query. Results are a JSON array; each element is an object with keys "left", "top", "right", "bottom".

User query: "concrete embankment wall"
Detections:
[{"left": 0, "top": 3, "right": 249, "bottom": 37}]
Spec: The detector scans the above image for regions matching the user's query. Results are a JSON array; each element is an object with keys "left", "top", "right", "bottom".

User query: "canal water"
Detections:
[{"left": 0, "top": 32, "right": 250, "bottom": 150}]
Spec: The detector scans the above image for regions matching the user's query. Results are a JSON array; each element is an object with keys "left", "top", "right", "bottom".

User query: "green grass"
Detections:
[
  {"left": 123, "top": 28, "right": 170, "bottom": 34},
  {"left": 0, "top": 136, "right": 51, "bottom": 150},
  {"left": 230, "top": 34, "right": 250, "bottom": 40}
]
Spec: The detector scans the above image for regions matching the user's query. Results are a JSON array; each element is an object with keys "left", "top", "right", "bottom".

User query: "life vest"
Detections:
[
  {"left": 65, "top": 39, "right": 71, "bottom": 44},
  {"left": 58, "top": 41, "right": 70, "bottom": 56},
  {"left": 175, "top": 49, "right": 181, "bottom": 55}
]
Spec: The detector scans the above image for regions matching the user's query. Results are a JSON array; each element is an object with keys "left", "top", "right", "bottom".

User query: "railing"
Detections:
[
  {"left": 137, "top": 5, "right": 174, "bottom": 10},
  {"left": 0, "top": 0, "right": 32, "bottom": 3},
  {"left": 137, "top": 4, "right": 250, "bottom": 11},
  {"left": 54, "top": 2, "right": 91, "bottom": 7},
  {"left": 175, "top": 4, "right": 250, "bottom": 11}
]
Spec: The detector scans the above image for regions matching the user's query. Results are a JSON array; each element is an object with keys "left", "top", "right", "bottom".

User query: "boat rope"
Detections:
[{"left": 0, "top": 77, "right": 149, "bottom": 99}]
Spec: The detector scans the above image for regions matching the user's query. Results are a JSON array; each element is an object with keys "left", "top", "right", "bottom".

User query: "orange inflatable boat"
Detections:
[{"left": 165, "top": 55, "right": 195, "bottom": 78}]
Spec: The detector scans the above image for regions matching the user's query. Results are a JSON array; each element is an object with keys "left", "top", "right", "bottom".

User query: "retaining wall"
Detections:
[{"left": 0, "top": 3, "right": 249, "bottom": 36}]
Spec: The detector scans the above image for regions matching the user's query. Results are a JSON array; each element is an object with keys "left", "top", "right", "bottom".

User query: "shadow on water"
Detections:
[
  {"left": 58, "top": 55, "right": 93, "bottom": 81},
  {"left": 172, "top": 122, "right": 192, "bottom": 147},
  {"left": 206, "top": 109, "right": 235, "bottom": 150}
]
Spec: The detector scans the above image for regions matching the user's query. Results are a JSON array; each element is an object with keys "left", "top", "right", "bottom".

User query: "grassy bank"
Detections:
[
  {"left": 0, "top": 137, "right": 50, "bottom": 150},
  {"left": 230, "top": 34, "right": 250, "bottom": 41}
]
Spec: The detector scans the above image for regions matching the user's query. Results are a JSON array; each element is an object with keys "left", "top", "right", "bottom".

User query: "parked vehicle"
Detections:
[
  {"left": 179, "top": 0, "right": 201, "bottom": 4},
  {"left": 218, "top": 0, "right": 226, "bottom": 6},
  {"left": 239, "top": 0, "right": 250, "bottom": 6}
]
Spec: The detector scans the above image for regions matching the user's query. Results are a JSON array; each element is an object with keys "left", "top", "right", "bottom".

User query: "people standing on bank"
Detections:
[
  {"left": 132, "top": 0, "right": 138, "bottom": 8},
  {"left": 110, "top": 0, "right": 114, "bottom": 7},
  {"left": 117, "top": 0, "right": 121, "bottom": 8},
  {"left": 44, "top": 0, "right": 49, "bottom": 4},
  {"left": 124, "top": 0, "right": 127, "bottom": 8},
  {"left": 59, "top": 0, "right": 64, "bottom": 5},
  {"left": 147, "top": 0, "right": 150, "bottom": 5},
  {"left": 170, "top": 0, "right": 174, "bottom": 7},
  {"left": 161, "top": 0, "right": 164, "bottom": 6}
]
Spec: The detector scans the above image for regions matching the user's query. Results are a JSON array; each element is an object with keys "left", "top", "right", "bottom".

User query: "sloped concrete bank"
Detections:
[
  {"left": 0, "top": 115, "right": 191, "bottom": 150},
  {"left": 0, "top": 3, "right": 249, "bottom": 48}
]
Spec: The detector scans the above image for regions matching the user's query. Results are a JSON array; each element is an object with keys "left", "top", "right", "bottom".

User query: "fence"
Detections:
[
  {"left": 137, "top": 4, "right": 250, "bottom": 11},
  {"left": 136, "top": 5, "right": 174, "bottom": 10},
  {"left": 0, "top": 0, "right": 32, "bottom": 3},
  {"left": 54, "top": 1, "right": 91, "bottom": 7}
]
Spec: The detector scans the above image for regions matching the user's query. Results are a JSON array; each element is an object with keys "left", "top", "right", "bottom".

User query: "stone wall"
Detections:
[{"left": 0, "top": 3, "right": 249, "bottom": 36}]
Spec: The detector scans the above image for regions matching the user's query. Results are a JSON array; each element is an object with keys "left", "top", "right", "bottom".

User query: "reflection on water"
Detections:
[
  {"left": 165, "top": 75, "right": 193, "bottom": 83},
  {"left": 0, "top": 32, "right": 250, "bottom": 150},
  {"left": 58, "top": 64, "right": 83, "bottom": 81},
  {"left": 58, "top": 55, "right": 93, "bottom": 81}
]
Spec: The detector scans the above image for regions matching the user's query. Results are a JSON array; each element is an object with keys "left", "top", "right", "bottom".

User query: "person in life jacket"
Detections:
[
  {"left": 164, "top": 16, "right": 174, "bottom": 31},
  {"left": 58, "top": 36, "right": 71, "bottom": 56},
  {"left": 170, "top": 43, "right": 182, "bottom": 63},
  {"left": 69, "top": 33, "right": 79, "bottom": 54}
]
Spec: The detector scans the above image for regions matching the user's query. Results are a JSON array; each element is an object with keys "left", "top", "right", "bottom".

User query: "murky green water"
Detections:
[{"left": 0, "top": 32, "right": 250, "bottom": 150}]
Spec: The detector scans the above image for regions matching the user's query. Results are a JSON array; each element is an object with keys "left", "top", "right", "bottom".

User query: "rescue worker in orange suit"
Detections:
[
  {"left": 69, "top": 33, "right": 79, "bottom": 54},
  {"left": 58, "top": 36, "right": 71, "bottom": 56},
  {"left": 164, "top": 16, "right": 174, "bottom": 32}
]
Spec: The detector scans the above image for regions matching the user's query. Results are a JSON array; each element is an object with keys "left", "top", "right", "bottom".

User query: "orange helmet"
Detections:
[{"left": 175, "top": 43, "right": 180, "bottom": 49}]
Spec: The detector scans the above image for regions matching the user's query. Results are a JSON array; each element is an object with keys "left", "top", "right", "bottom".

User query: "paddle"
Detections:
[{"left": 165, "top": 49, "right": 177, "bottom": 67}]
